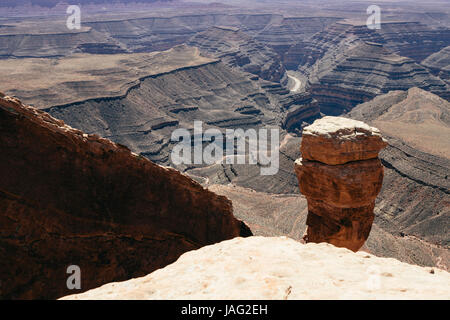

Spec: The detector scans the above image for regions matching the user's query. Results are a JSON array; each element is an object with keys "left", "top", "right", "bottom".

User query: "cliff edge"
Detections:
[{"left": 61, "top": 236, "right": 450, "bottom": 300}]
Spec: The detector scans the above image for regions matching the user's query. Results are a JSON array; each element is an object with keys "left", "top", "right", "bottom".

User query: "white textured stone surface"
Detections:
[
  {"left": 61, "top": 236, "right": 450, "bottom": 300},
  {"left": 303, "top": 116, "right": 382, "bottom": 139}
]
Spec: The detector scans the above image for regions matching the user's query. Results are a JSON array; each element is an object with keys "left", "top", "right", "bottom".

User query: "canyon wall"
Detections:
[
  {"left": 347, "top": 88, "right": 450, "bottom": 247},
  {"left": 0, "top": 95, "right": 250, "bottom": 299},
  {"left": 188, "top": 26, "right": 287, "bottom": 84},
  {"left": 295, "top": 117, "right": 387, "bottom": 251}
]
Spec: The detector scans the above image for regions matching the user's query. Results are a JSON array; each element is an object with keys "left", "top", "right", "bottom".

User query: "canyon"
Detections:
[
  {"left": 347, "top": 88, "right": 450, "bottom": 247},
  {"left": 295, "top": 117, "right": 387, "bottom": 251},
  {"left": 0, "top": 0, "right": 449, "bottom": 300},
  {"left": 293, "top": 21, "right": 450, "bottom": 111},
  {"left": 187, "top": 26, "right": 288, "bottom": 84},
  {"left": 0, "top": 42, "right": 447, "bottom": 268}
]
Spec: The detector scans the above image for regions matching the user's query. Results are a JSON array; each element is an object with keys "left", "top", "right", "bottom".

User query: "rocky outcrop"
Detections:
[
  {"left": 0, "top": 95, "right": 250, "bottom": 299},
  {"left": 295, "top": 117, "right": 387, "bottom": 251},
  {"left": 61, "top": 237, "right": 450, "bottom": 300},
  {"left": 299, "top": 117, "right": 388, "bottom": 165}
]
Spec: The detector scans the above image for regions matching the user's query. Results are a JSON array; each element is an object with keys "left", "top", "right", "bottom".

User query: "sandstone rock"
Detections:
[
  {"left": 295, "top": 117, "right": 386, "bottom": 251},
  {"left": 300, "top": 116, "right": 387, "bottom": 165},
  {"left": 0, "top": 95, "right": 251, "bottom": 299},
  {"left": 347, "top": 88, "right": 450, "bottom": 247},
  {"left": 295, "top": 158, "right": 384, "bottom": 208},
  {"left": 61, "top": 237, "right": 450, "bottom": 300}
]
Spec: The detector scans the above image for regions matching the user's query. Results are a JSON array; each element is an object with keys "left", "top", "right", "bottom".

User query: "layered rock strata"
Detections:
[
  {"left": 295, "top": 21, "right": 450, "bottom": 73},
  {"left": 421, "top": 46, "right": 450, "bottom": 88},
  {"left": 208, "top": 184, "right": 450, "bottom": 269},
  {"left": 307, "top": 41, "right": 449, "bottom": 114},
  {"left": 0, "top": 95, "right": 250, "bottom": 299},
  {"left": 295, "top": 117, "right": 387, "bottom": 251},
  {"left": 281, "top": 92, "right": 320, "bottom": 132},
  {"left": 347, "top": 88, "right": 450, "bottom": 246}
]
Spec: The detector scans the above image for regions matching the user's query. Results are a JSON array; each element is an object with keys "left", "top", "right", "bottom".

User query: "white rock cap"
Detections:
[{"left": 303, "top": 116, "right": 383, "bottom": 140}]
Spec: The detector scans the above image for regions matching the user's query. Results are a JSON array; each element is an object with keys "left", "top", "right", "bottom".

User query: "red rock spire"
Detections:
[{"left": 295, "top": 116, "right": 387, "bottom": 252}]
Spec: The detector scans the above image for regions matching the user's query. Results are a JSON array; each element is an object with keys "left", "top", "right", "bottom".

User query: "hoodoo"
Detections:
[{"left": 295, "top": 116, "right": 387, "bottom": 251}]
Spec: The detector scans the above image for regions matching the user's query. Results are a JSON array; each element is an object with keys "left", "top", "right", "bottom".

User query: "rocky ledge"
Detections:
[
  {"left": 61, "top": 236, "right": 450, "bottom": 300},
  {"left": 295, "top": 117, "right": 387, "bottom": 251}
]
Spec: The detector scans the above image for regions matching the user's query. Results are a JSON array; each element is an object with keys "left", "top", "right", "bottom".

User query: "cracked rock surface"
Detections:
[{"left": 61, "top": 236, "right": 450, "bottom": 300}]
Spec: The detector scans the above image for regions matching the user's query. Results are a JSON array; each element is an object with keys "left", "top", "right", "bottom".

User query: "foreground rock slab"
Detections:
[
  {"left": 0, "top": 95, "right": 250, "bottom": 299},
  {"left": 61, "top": 237, "right": 450, "bottom": 300},
  {"left": 295, "top": 117, "right": 387, "bottom": 251}
]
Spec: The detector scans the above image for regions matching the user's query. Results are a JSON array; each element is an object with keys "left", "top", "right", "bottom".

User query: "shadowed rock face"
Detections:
[
  {"left": 281, "top": 92, "right": 320, "bottom": 133},
  {"left": 292, "top": 21, "right": 450, "bottom": 114},
  {"left": 0, "top": 95, "right": 250, "bottom": 300},
  {"left": 61, "top": 237, "right": 450, "bottom": 300},
  {"left": 295, "top": 117, "right": 387, "bottom": 251}
]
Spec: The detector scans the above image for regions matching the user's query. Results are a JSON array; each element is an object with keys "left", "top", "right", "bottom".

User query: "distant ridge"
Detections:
[{"left": 0, "top": 0, "right": 174, "bottom": 8}]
